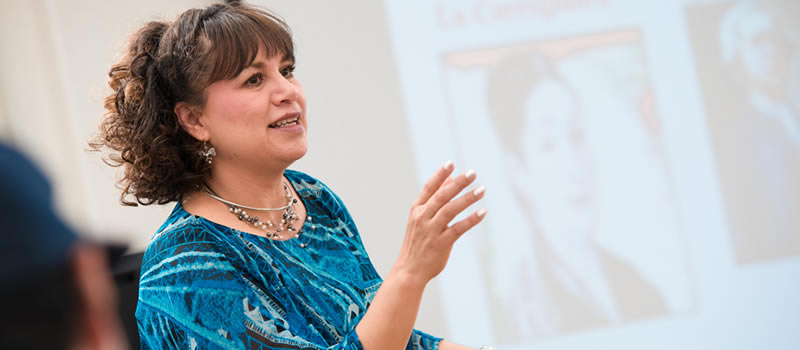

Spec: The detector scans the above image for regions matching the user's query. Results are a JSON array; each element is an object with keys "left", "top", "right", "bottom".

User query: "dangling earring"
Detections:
[{"left": 198, "top": 141, "right": 216, "bottom": 164}]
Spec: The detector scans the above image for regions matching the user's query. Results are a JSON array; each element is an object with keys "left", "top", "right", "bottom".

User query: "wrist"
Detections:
[{"left": 387, "top": 265, "right": 429, "bottom": 291}]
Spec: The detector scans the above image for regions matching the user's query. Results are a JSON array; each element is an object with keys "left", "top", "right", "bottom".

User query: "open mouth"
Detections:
[{"left": 268, "top": 117, "right": 300, "bottom": 128}]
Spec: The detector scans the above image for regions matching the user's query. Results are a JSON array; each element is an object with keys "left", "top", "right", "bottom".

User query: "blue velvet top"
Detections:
[{"left": 135, "top": 170, "right": 441, "bottom": 349}]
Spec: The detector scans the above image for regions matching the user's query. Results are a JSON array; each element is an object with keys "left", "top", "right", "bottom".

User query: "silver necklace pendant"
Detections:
[
  {"left": 232, "top": 202, "right": 302, "bottom": 246},
  {"left": 202, "top": 182, "right": 308, "bottom": 248}
]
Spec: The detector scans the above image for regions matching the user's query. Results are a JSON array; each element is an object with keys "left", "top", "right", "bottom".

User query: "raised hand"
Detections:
[
  {"left": 356, "top": 160, "right": 487, "bottom": 350},
  {"left": 392, "top": 160, "right": 487, "bottom": 285}
]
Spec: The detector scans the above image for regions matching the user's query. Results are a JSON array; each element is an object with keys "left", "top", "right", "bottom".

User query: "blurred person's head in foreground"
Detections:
[{"left": 0, "top": 142, "right": 127, "bottom": 349}]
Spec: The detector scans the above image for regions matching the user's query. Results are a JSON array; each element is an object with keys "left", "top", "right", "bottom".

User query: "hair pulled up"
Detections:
[{"left": 91, "top": 2, "right": 294, "bottom": 206}]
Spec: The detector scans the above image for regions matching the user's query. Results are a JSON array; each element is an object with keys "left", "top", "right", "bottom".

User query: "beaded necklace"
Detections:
[{"left": 199, "top": 183, "right": 308, "bottom": 248}]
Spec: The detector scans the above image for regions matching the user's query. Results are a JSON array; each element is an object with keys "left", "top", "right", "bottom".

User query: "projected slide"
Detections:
[{"left": 386, "top": 0, "right": 799, "bottom": 349}]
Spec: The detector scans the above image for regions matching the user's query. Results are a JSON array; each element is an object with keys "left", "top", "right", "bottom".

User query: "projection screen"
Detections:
[{"left": 384, "top": 0, "right": 799, "bottom": 348}]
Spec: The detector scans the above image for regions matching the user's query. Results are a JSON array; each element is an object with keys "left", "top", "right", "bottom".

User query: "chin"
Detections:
[
  {"left": 284, "top": 144, "right": 308, "bottom": 163},
  {"left": 292, "top": 148, "right": 308, "bottom": 161}
]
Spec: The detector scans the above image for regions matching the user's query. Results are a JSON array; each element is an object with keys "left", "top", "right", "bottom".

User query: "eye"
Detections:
[
  {"left": 244, "top": 73, "right": 264, "bottom": 86},
  {"left": 280, "top": 64, "right": 296, "bottom": 78}
]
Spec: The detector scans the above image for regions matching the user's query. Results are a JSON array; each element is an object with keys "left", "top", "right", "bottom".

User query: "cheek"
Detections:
[
  {"left": 207, "top": 94, "right": 263, "bottom": 125},
  {"left": 289, "top": 78, "right": 305, "bottom": 99},
  {"left": 296, "top": 85, "right": 307, "bottom": 108},
  {"left": 204, "top": 88, "right": 239, "bottom": 119}
]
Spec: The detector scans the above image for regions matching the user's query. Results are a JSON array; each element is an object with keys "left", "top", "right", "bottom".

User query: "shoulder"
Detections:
[
  {"left": 285, "top": 169, "right": 346, "bottom": 211},
  {"left": 141, "top": 203, "right": 237, "bottom": 272},
  {"left": 284, "top": 169, "right": 332, "bottom": 196},
  {"left": 595, "top": 246, "right": 667, "bottom": 318},
  {"left": 285, "top": 169, "right": 359, "bottom": 237}
]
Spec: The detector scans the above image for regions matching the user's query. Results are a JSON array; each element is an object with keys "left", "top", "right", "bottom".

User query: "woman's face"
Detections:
[
  {"left": 199, "top": 49, "right": 307, "bottom": 171},
  {"left": 521, "top": 79, "right": 595, "bottom": 236},
  {"left": 738, "top": 13, "right": 789, "bottom": 86}
]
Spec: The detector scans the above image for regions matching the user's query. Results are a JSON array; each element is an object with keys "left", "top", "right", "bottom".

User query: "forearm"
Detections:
[{"left": 356, "top": 267, "right": 427, "bottom": 350}]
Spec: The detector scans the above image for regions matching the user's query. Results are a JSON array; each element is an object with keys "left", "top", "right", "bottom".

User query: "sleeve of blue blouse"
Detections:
[
  {"left": 320, "top": 181, "right": 444, "bottom": 350},
  {"left": 136, "top": 231, "right": 364, "bottom": 350}
]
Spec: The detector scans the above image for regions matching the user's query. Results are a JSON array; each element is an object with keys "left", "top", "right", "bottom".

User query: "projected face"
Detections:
[
  {"left": 520, "top": 79, "right": 594, "bottom": 236},
  {"left": 737, "top": 13, "right": 790, "bottom": 86}
]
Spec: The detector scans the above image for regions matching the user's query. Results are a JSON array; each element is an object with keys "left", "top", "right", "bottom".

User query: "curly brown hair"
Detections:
[{"left": 90, "top": 2, "right": 294, "bottom": 206}]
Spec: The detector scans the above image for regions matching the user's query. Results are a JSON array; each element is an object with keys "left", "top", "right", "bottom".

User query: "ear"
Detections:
[{"left": 174, "top": 102, "right": 210, "bottom": 141}]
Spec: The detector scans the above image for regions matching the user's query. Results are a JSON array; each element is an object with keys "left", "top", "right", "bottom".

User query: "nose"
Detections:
[{"left": 270, "top": 74, "right": 298, "bottom": 106}]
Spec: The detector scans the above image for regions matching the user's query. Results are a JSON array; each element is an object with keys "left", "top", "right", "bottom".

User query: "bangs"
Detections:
[{"left": 200, "top": 6, "right": 294, "bottom": 84}]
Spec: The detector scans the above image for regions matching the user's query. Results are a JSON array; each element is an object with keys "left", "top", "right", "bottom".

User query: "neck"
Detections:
[{"left": 205, "top": 160, "right": 290, "bottom": 209}]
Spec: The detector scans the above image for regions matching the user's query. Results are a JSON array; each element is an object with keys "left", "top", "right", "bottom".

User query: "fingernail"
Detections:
[
  {"left": 443, "top": 160, "right": 454, "bottom": 170},
  {"left": 465, "top": 169, "right": 476, "bottom": 179},
  {"left": 473, "top": 186, "right": 485, "bottom": 196},
  {"left": 477, "top": 208, "right": 488, "bottom": 217}
]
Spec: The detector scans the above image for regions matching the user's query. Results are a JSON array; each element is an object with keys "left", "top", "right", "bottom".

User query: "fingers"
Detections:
[
  {"left": 423, "top": 169, "right": 477, "bottom": 217},
  {"left": 433, "top": 185, "right": 485, "bottom": 225},
  {"left": 444, "top": 209, "right": 487, "bottom": 240},
  {"left": 413, "top": 160, "right": 455, "bottom": 206},
  {"left": 443, "top": 175, "right": 454, "bottom": 186}
]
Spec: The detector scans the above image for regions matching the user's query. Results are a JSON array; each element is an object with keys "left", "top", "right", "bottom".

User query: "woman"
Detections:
[{"left": 92, "top": 3, "right": 487, "bottom": 349}]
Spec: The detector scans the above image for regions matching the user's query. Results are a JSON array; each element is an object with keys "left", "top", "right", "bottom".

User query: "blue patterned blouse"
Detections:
[{"left": 135, "top": 170, "right": 442, "bottom": 349}]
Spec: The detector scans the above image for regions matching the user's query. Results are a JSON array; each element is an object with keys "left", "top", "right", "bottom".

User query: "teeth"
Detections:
[{"left": 270, "top": 117, "right": 299, "bottom": 128}]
